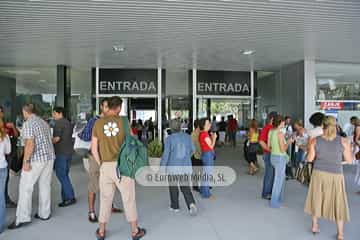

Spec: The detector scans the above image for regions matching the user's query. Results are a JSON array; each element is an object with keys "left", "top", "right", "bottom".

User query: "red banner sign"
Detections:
[{"left": 320, "top": 102, "right": 344, "bottom": 110}]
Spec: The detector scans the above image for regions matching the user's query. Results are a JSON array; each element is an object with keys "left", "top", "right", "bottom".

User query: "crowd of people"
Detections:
[
  {"left": 257, "top": 111, "right": 359, "bottom": 240},
  {"left": 0, "top": 99, "right": 359, "bottom": 240},
  {"left": 131, "top": 117, "right": 155, "bottom": 142}
]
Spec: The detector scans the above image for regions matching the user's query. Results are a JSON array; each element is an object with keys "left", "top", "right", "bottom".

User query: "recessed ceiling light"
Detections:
[
  {"left": 5, "top": 70, "right": 41, "bottom": 75},
  {"left": 241, "top": 50, "right": 256, "bottom": 55},
  {"left": 113, "top": 45, "right": 125, "bottom": 52},
  {"left": 91, "top": 0, "right": 115, "bottom": 2}
]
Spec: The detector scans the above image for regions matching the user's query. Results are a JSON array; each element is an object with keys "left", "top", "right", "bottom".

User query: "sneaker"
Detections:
[
  {"left": 6, "top": 199, "right": 17, "bottom": 208},
  {"left": 189, "top": 204, "right": 197, "bottom": 216},
  {"left": 169, "top": 207, "right": 180, "bottom": 213},
  {"left": 58, "top": 198, "right": 77, "bottom": 207}
]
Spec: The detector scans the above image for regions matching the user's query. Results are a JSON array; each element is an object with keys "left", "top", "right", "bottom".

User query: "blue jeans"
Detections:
[
  {"left": 0, "top": 168, "right": 7, "bottom": 233},
  {"left": 261, "top": 153, "right": 274, "bottom": 198},
  {"left": 200, "top": 151, "right": 215, "bottom": 198},
  {"left": 270, "top": 155, "right": 287, "bottom": 208},
  {"left": 295, "top": 149, "right": 305, "bottom": 168},
  {"left": 54, "top": 154, "right": 75, "bottom": 201}
]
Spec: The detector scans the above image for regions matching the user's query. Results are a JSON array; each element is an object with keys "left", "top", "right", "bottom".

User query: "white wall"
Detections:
[{"left": 304, "top": 59, "right": 317, "bottom": 129}]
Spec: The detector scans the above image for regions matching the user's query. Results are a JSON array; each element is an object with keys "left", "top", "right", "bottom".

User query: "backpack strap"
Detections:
[{"left": 121, "top": 116, "right": 131, "bottom": 136}]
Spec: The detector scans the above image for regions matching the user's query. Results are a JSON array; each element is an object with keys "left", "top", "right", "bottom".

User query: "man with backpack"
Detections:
[
  {"left": 91, "top": 96, "right": 146, "bottom": 240},
  {"left": 78, "top": 98, "right": 122, "bottom": 223}
]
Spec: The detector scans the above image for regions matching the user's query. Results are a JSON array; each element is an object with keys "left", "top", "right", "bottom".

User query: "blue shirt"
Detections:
[{"left": 160, "top": 132, "right": 195, "bottom": 174}]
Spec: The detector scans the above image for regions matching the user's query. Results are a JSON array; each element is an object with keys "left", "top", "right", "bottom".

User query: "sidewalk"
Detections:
[{"left": 3, "top": 147, "right": 360, "bottom": 240}]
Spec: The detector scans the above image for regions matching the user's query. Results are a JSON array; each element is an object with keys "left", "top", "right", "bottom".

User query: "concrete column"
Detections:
[
  {"left": 157, "top": 66, "right": 162, "bottom": 142},
  {"left": 56, "top": 65, "right": 71, "bottom": 118},
  {"left": 192, "top": 68, "right": 197, "bottom": 125},
  {"left": 304, "top": 60, "right": 317, "bottom": 128}
]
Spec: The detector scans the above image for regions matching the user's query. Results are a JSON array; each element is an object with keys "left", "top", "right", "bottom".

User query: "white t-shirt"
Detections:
[
  {"left": 307, "top": 127, "right": 324, "bottom": 138},
  {"left": 343, "top": 123, "right": 354, "bottom": 139},
  {"left": 0, "top": 135, "right": 11, "bottom": 169}
]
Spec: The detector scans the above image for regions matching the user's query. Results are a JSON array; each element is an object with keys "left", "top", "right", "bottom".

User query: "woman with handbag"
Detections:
[
  {"left": 268, "top": 115, "right": 294, "bottom": 208},
  {"left": 0, "top": 119, "right": 11, "bottom": 234},
  {"left": 304, "top": 116, "right": 353, "bottom": 240}
]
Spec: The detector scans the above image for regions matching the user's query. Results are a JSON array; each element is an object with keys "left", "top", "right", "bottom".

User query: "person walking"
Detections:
[
  {"left": 161, "top": 119, "right": 197, "bottom": 216},
  {"left": 52, "top": 107, "right": 76, "bottom": 207},
  {"left": 8, "top": 104, "right": 55, "bottom": 229},
  {"left": 268, "top": 115, "right": 294, "bottom": 208},
  {"left": 198, "top": 118, "right": 217, "bottom": 199},
  {"left": 227, "top": 115, "right": 238, "bottom": 148},
  {"left": 91, "top": 96, "right": 146, "bottom": 240},
  {"left": 191, "top": 119, "right": 202, "bottom": 192},
  {"left": 304, "top": 116, "right": 353, "bottom": 240},
  {"left": 0, "top": 106, "right": 18, "bottom": 208},
  {"left": 218, "top": 116, "right": 227, "bottom": 146},
  {"left": 0, "top": 119, "right": 11, "bottom": 234},
  {"left": 246, "top": 119, "right": 259, "bottom": 175},
  {"left": 136, "top": 120, "right": 144, "bottom": 141},
  {"left": 259, "top": 112, "right": 277, "bottom": 200}
]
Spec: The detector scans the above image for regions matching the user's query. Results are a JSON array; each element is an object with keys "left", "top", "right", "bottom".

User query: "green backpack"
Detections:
[{"left": 117, "top": 117, "right": 149, "bottom": 180}]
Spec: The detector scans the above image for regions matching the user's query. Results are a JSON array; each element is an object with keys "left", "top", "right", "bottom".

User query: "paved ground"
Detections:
[{"left": 2, "top": 146, "right": 360, "bottom": 240}]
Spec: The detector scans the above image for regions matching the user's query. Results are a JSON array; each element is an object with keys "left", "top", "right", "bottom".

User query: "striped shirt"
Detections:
[{"left": 22, "top": 114, "right": 55, "bottom": 162}]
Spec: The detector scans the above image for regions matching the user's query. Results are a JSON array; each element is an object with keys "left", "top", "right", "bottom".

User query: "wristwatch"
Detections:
[{"left": 24, "top": 160, "right": 31, "bottom": 164}]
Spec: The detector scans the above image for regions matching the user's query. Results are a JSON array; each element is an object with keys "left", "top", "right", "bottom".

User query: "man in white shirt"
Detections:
[
  {"left": 343, "top": 116, "right": 358, "bottom": 140},
  {"left": 307, "top": 112, "right": 325, "bottom": 138}
]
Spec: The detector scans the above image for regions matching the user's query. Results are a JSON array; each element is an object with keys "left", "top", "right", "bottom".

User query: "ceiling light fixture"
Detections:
[
  {"left": 91, "top": 0, "right": 115, "bottom": 2},
  {"left": 241, "top": 50, "right": 255, "bottom": 55},
  {"left": 113, "top": 45, "right": 125, "bottom": 52}
]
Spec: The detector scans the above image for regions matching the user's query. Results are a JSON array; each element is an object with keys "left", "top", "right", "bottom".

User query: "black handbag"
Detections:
[{"left": 6, "top": 137, "right": 23, "bottom": 173}]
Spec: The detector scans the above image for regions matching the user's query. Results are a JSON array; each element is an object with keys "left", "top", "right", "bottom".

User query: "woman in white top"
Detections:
[{"left": 0, "top": 119, "right": 11, "bottom": 234}]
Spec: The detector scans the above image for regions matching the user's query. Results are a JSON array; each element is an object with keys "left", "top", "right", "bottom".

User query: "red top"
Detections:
[
  {"left": 228, "top": 119, "right": 238, "bottom": 132},
  {"left": 199, "top": 131, "right": 213, "bottom": 152},
  {"left": 4, "top": 123, "right": 16, "bottom": 137},
  {"left": 259, "top": 124, "right": 273, "bottom": 153},
  {"left": 131, "top": 127, "right": 138, "bottom": 135}
]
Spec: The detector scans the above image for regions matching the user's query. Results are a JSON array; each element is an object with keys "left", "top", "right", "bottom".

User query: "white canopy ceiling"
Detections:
[{"left": 0, "top": 0, "right": 359, "bottom": 71}]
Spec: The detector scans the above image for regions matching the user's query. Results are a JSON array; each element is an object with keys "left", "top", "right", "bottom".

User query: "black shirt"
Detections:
[
  {"left": 53, "top": 118, "right": 73, "bottom": 155},
  {"left": 218, "top": 121, "right": 227, "bottom": 131}
]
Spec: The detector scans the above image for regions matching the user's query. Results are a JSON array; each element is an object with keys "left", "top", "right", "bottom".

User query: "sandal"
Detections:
[
  {"left": 337, "top": 233, "right": 344, "bottom": 240},
  {"left": 95, "top": 228, "right": 106, "bottom": 240},
  {"left": 88, "top": 211, "right": 98, "bottom": 223},
  {"left": 132, "top": 227, "right": 146, "bottom": 240},
  {"left": 311, "top": 225, "right": 320, "bottom": 235}
]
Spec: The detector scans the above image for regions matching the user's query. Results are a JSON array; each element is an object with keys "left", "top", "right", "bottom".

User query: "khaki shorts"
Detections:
[{"left": 87, "top": 154, "right": 100, "bottom": 193}]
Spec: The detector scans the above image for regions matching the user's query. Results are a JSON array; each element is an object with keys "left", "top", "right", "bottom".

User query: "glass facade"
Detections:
[
  {"left": 315, "top": 62, "right": 360, "bottom": 127},
  {"left": 0, "top": 67, "right": 56, "bottom": 125},
  {"left": 316, "top": 62, "right": 360, "bottom": 101},
  {"left": 70, "top": 68, "right": 92, "bottom": 123}
]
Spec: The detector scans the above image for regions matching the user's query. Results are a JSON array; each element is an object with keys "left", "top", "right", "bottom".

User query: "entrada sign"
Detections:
[
  {"left": 195, "top": 70, "right": 252, "bottom": 96},
  {"left": 197, "top": 82, "right": 250, "bottom": 94},
  {"left": 99, "top": 81, "right": 156, "bottom": 92},
  {"left": 98, "top": 69, "right": 158, "bottom": 95}
]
